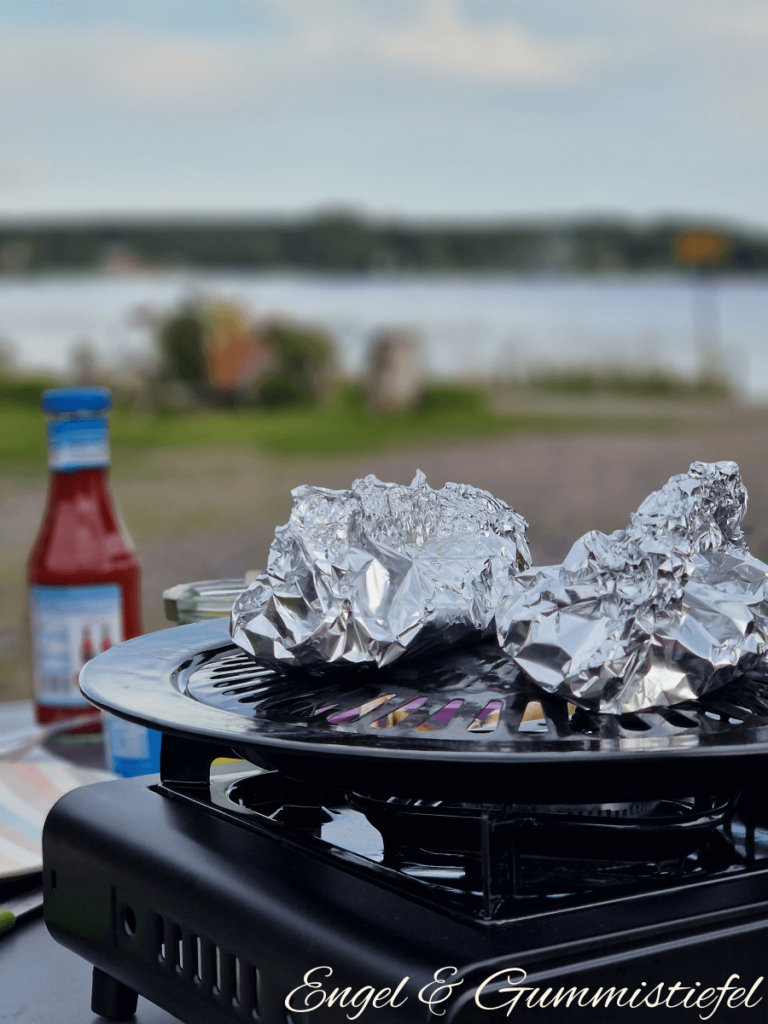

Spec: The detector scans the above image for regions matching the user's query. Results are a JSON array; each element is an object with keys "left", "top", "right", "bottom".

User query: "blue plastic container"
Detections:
[{"left": 103, "top": 714, "right": 162, "bottom": 777}]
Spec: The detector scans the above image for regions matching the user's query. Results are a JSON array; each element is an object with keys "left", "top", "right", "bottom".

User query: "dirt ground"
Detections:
[{"left": 4, "top": 403, "right": 768, "bottom": 702}]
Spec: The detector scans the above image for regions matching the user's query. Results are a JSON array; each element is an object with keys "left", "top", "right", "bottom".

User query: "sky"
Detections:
[{"left": 0, "top": 0, "right": 767, "bottom": 224}]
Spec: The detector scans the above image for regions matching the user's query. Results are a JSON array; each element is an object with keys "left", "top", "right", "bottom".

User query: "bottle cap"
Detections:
[{"left": 41, "top": 387, "right": 112, "bottom": 414}]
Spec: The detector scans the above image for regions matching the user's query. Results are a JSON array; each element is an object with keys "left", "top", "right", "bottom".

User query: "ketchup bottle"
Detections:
[{"left": 27, "top": 387, "right": 142, "bottom": 730}]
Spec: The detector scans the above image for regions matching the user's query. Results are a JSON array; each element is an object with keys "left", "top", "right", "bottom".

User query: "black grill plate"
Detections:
[{"left": 80, "top": 619, "right": 768, "bottom": 802}]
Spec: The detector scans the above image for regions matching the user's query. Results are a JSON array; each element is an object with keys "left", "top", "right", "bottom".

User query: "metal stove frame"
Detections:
[{"left": 43, "top": 735, "right": 768, "bottom": 1024}]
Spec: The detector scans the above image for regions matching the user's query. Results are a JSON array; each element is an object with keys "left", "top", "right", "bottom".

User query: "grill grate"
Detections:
[
  {"left": 80, "top": 620, "right": 768, "bottom": 803},
  {"left": 184, "top": 644, "right": 768, "bottom": 747}
]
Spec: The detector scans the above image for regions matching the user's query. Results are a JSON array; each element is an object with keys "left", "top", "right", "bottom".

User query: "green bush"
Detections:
[
  {"left": 155, "top": 308, "right": 335, "bottom": 408},
  {"left": 258, "top": 373, "right": 305, "bottom": 408},
  {"left": 158, "top": 309, "right": 207, "bottom": 387},
  {"left": 259, "top": 322, "right": 335, "bottom": 406}
]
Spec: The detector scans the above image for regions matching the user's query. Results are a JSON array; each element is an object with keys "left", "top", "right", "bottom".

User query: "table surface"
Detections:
[
  {"left": 0, "top": 699, "right": 107, "bottom": 768},
  {"left": 3, "top": 914, "right": 183, "bottom": 1023},
  {"left": 0, "top": 700, "right": 183, "bottom": 1022}
]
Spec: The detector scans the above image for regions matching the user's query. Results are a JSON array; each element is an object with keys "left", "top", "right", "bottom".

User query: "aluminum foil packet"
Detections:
[
  {"left": 231, "top": 470, "right": 530, "bottom": 667},
  {"left": 496, "top": 461, "right": 768, "bottom": 713}
]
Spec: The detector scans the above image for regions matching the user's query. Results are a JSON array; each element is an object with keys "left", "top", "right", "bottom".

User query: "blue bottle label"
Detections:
[
  {"left": 46, "top": 415, "right": 110, "bottom": 471},
  {"left": 29, "top": 584, "right": 122, "bottom": 707}
]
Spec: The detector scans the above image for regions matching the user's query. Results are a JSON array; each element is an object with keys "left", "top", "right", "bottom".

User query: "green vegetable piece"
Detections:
[{"left": 0, "top": 910, "right": 17, "bottom": 935}]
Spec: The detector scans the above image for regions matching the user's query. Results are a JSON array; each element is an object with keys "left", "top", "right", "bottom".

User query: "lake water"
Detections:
[{"left": 2, "top": 271, "right": 767, "bottom": 398}]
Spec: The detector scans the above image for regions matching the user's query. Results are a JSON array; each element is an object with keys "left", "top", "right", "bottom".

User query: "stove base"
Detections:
[{"left": 44, "top": 775, "right": 768, "bottom": 1023}]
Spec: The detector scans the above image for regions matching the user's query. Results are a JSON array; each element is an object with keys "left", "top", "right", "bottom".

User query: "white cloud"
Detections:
[
  {"left": 691, "top": 5, "right": 768, "bottom": 132},
  {"left": 0, "top": 24, "right": 344, "bottom": 112},
  {"left": 699, "top": 4, "right": 768, "bottom": 39},
  {"left": 0, "top": 4, "right": 607, "bottom": 117},
  {"left": 570, "top": 0, "right": 768, "bottom": 134},
  {"left": 0, "top": 30, "right": 252, "bottom": 109},
  {"left": 377, "top": 0, "right": 602, "bottom": 83},
  {"left": 104, "top": 37, "right": 246, "bottom": 104}
]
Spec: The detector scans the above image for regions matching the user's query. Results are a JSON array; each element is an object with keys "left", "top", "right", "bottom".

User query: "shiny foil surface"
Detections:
[
  {"left": 496, "top": 461, "right": 768, "bottom": 713},
  {"left": 231, "top": 470, "right": 530, "bottom": 667}
]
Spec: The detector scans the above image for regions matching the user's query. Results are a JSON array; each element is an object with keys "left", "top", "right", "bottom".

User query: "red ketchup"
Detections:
[{"left": 27, "top": 387, "right": 142, "bottom": 729}]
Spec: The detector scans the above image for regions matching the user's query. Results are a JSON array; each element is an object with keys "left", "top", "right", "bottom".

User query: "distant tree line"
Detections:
[{"left": 1, "top": 213, "right": 767, "bottom": 274}]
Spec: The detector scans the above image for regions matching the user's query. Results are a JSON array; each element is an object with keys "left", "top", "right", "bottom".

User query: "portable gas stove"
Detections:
[{"left": 44, "top": 620, "right": 768, "bottom": 1023}]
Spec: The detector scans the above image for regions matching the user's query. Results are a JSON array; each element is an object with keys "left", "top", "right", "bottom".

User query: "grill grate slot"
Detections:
[
  {"left": 615, "top": 714, "right": 653, "bottom": 732},
  {"left": 212, "top": 668, "right": 252, "bottom": 676},
  {"left": 467, "top": 700, "right": 503, "bottom": 732},
  {"left": 237, "top": 692, "right": 275, "bottom": 705},
  {"left": 327, "top": 694, "right": 396, "bottom": 724},
  {"left": 416, "top": 699, "right": 463, "bottom": 733},
  {"left": 212, "top": 670, "right": 263, "bottom": 681},
  {"left": 371, "top": 697, "right": 428, "bottom": 729},
  {"left": 656, "top": 707, "right": 699, "bottom": 729},
  {"left": 214, "top": 678, "right": 265, "bottom": 689}
]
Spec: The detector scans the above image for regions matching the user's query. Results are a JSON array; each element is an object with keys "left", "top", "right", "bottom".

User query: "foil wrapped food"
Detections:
[
  {"left": 496, "top": 461, "right": 768, "bottom": 713},
  {"left": 231, "top": 471, "right": 530, "bottom": 667}
]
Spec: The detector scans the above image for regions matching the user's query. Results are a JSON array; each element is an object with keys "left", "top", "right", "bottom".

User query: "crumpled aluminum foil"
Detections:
[
  {"left": 496, "top": 461, "right": 768, "bottom": 713},
  {"left": 231, "top": 470, "right": 530, "bottom": 667}
]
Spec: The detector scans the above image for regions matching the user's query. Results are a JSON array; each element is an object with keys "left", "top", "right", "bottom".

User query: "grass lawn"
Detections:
[{"left": 0, "top": 384, "right": 682, "bottom": 471}]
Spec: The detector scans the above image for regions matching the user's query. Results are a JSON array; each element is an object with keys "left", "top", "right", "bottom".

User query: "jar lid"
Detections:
[{"left": 41, "top": 387, "right": 112, "bottom": 414}]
